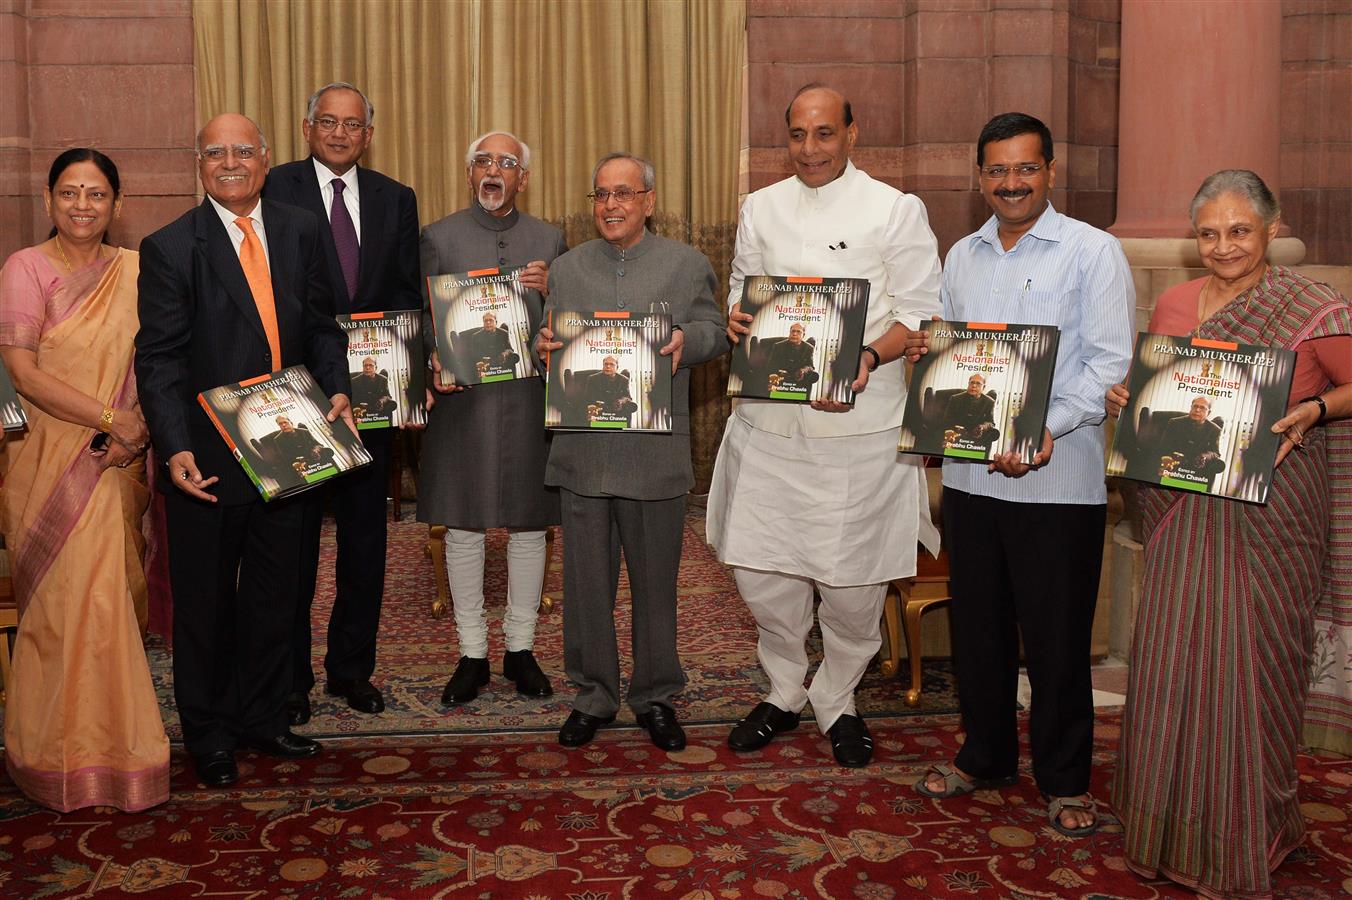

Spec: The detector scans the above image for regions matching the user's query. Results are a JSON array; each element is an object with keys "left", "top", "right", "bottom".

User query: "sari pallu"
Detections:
[
  {"left": 1113, "top": 267, "right": 1352, "bottom": 899},
  {"left": 0, "top": 247, "right": 169, "bottom": 812}
]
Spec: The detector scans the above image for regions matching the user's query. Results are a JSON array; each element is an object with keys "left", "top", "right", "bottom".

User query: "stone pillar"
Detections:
[
  {"left": 0, "top": 1, "right": 198, "bottom": 263},
  {"left": 1110, "top": 0, "right": 1301, "bottom": 267}
]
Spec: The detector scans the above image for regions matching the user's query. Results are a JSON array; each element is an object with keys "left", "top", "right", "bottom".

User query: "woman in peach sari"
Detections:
[{"left": 0, "top": 149, "right": 168, "bottom": 811}]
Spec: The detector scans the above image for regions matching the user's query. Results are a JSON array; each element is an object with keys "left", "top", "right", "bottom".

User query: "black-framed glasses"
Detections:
[
  {"left": 979, "top": 163, "right": 1047, "bottom": 180},
  {"left": 470, "top": 154, "right": 521, "bottom": 170},
  {"left": 199, "top": 145, "right": 259, "bottom": 162},
  {"left": 311, "top": 116, "right": 368, "bottom": 135},
  {"left": 588, "top": 188, "right": 650, "bottom": 204}
]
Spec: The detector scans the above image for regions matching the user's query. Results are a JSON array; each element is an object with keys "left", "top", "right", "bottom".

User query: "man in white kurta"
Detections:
[{"left": 707, "top": 85, "right": 941, "bottom": 767}]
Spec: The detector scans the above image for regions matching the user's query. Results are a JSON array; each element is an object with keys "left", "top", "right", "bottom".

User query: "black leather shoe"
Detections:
[
  {"left": 728, "top": 701, "right": 800, "bottom": 752},
  {"left": 441, "top": 656, "right": 491, "bottom": 706},
  {"left": 194, "top": 750, "right": 238, "bottom": 787},
  {"left": 326, "top": 678, "right": 385, "bottom": 714},
  {"left": 636, "top": 703, "right": 687, "bottom": 751},
  {"left": 503, "top": 649, "right": 553, "bottom": 697},
  {"left": 827, "top": 714, "right": 873, "bottom": 768},
  {"left": 286, "top": 691, "right": 312, "bottom": 726},
  {"left": 558, "top": 709, "right": 615, "bottom": 747},
  {"left": 241, "top": 732, "right": 322, "bottom": 759}
]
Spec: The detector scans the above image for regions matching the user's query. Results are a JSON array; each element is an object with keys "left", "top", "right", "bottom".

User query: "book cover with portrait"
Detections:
[
  {"left": 198, "top": 365, "right": 372, "bottom": 502},
  {"left": 336, "top": 309, "right": 426, "bottom": 429},
  {"left": 427, "top": 265, "right": 537, "bottom": 387},
  {"left": 0, "top": 359, "right": 25, "bottom": 432},
  {"left": 543, "top": 310, "right": 672, "bottom": 432},
  {"left": 898, "top": 319, "right": 1060, "bottom": 465},
  {"left": 726, "top": 274, "right": 872, "bottom": 404},
  {"left": 1107, "top": 332, "right": 1295, "bottom": 504}
]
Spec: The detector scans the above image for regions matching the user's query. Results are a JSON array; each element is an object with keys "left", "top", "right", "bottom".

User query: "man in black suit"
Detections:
[
  {"left": 349, "top": 357, "right": 395, "bottom": 418},
  {"left": 262, "top": 82, "right": 421, "bottom": 723},
  {"left": 944, "top": 374, "right": 1000, "bottom": 446},
  {"left": 264, "top": 414, "right": 332, "bottom": 479},
  {"left": 1161, "top": 395, "right": 1225, "bottom": 476},
  {"left": 465, "top": 311, "right": 517, "bottom": 373},
  {"left": 586, "top": 355, "right": 635, "bottom": 417},
  {"left": 766, "top": 322, "right": 816, "bottom": 385},
  {"left": 135, "top": 113, "right": 352, "bottom": 787}
]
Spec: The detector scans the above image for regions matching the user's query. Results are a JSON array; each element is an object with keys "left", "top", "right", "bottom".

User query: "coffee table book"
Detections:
[
  {"left": 198, "top": 365, "right": 372, "bottom": 502},
  {"left": 543, "top": 310, "right": 673, "bottom": 432},
  {"left": 1107, "top": 332, "right": 1295, "bottom": 504},
  {"left": 336, "top": 309, "right": 427, "bottom": 429},
  {"left": 427, "top": 265, "right": 537, "bottom": 387},
  {"left": 726, "top": 274, "right": 871, "bottom": 404},
  {"left": 898, "top": 319, "right": 1060, "bottom": 465}
]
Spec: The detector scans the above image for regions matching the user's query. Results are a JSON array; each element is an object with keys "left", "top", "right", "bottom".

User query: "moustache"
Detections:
[
  {"left": 480, "top": 177, "right": 504, "bottom": 189},
  {"left": 994, "top": 188, "right": 1032, "bottom": 200}
]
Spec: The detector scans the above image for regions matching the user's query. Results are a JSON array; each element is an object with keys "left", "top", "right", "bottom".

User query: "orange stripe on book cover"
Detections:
[
  {"left": 594, "top": 311, "right": 631, "bottom": 319},
  {"left": 467, "top": 267, "right": 500, "bottom": 277},
  {"left": 350, "top": 312, "right": 384, "bottom": 320},
  {"left": 786, "top": 276, "right": 823, "bottom": 284},
  {"left": 967, "top": 322, "right": 1008, "bottom": 330},
  {"left": 1191, "top": 337, "right": 1239, "bottom": 350},
  {"left": 196, "top": 394, "right": 238, "bottom": 452}
]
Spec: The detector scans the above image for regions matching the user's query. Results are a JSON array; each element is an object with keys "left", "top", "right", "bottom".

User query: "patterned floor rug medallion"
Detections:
[{"left": 1, "top": 712, "right": 1349, "bottom": 898}]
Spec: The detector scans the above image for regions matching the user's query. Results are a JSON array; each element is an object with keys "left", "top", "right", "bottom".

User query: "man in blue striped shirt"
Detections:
[{"left": 913, "top": 113, "right": 1133, "bottom": 838}]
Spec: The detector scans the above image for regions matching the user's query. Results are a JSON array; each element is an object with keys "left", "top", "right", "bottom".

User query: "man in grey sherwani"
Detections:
[
  {"left": 537, "top": 152, "right": 729, "bottom": 751},
  {"left": 419, "top": 131, "right": 568, "bottom": 707}
]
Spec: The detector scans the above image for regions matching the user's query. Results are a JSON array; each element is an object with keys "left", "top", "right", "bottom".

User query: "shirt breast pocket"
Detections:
[{"left": 1022, "top": 289, "right": 1080, "bottom": 331}]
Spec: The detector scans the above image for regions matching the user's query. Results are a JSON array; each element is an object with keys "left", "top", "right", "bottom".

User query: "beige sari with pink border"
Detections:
[{"left": 0, "top": 246, "right": 168, "bottom": 812}]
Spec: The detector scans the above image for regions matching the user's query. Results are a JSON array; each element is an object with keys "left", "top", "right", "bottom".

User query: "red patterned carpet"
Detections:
[
  {"left": 1, "top": 711, "right": 1350, "bottom": 898},
  {"left": 3, "top": 507, "right": 1350, "bottom": 896},
  {"left": 135, "top": 507, "right": 959, "bottom": 739}
]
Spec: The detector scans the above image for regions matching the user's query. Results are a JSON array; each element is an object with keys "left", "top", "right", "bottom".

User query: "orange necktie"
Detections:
[{"left": 234, "top": 216, "right": 283, "bottom": 371}]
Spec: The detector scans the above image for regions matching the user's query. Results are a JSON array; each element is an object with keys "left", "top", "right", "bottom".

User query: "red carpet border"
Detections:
[{"left": 1, "top": 711, "right": 1350, "bottom": 897}]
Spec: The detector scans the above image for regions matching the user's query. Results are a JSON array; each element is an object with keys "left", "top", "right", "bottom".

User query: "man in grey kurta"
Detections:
[
  {"left": 538, "top": 152, "right": 728, "bottom": 750},
  {"left": 419, "top": 131, "right": 568, "bottom": 706}
]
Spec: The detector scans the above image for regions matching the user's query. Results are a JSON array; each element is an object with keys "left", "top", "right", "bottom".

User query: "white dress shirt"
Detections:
[
  {"left": 207, "top": 194, "right": 270, "bottom": 271},
  {"left": 727, "top": 161, "right": 942, "bottom": 438},
  {"left": 313, "top": 158, "right": 361, "bottom": 243}
]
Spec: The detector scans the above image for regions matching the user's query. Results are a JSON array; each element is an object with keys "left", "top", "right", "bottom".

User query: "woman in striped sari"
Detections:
[
  {"left": 1107, "top": 169, "right": 1352, "bottom": 898},
  {"left": 0, "top": 149, "right": 169, "bottom": 811}
]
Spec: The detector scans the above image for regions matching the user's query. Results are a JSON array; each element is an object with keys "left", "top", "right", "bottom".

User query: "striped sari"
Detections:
[
  {"left": 0, "top": 246, "right": 169, "bottom": 812},
  {"left": 1113, "top": 267, "right": 1352, "bottom": 898}
]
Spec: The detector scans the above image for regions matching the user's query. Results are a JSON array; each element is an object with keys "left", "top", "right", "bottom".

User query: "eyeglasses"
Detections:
[
  {"left": 979, "top": 163, "right": 1047, "bottom": 180},
  {"left": 470, "top": 154, "right": 521, "bottom": 170},
  {"left": 311, "top": 117, "right": 368, "bottom": 135},
  {"left": 199, "top": 145, "right": 260, "bottom": 162},
  {"left": 588, "top": 188, "right": 651, "bottom": 204}
]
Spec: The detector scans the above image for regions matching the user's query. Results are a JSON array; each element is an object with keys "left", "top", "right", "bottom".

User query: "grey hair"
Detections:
[
  {"left": 593, "top": 152, "right": 656, "bottom": 191},
  {"left": 1189, "top": 169, "right": 1280, "bottom": 226},
  {"left": 305, "top": 82, "right": 374, "bottom": 126},
  {"left": 195, "top": 115, "right": 269, "bottom": 154},
  {"left": 465, "top": 131, "right": 532, "bottom": 170}
]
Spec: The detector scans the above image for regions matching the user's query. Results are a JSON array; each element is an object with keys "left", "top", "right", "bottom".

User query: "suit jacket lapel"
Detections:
[
  {"left": 356, "top": 166, "right": 384, "bottom": 301},
  {"left": 195, "top": 199, "right": 269, "bottom": 347}
]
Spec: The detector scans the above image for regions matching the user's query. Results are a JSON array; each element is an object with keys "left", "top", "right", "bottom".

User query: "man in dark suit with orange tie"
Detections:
[
  {"left": 262, "top": 82, "right": 421, "bottom": 723},
  {"left": 135, "top": 113, "right": 352, "bottom": 787}
]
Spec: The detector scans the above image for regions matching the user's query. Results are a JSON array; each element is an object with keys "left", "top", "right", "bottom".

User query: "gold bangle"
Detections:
[{"left": 99, "top": 406, "right": 116, "bottom": 433}]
